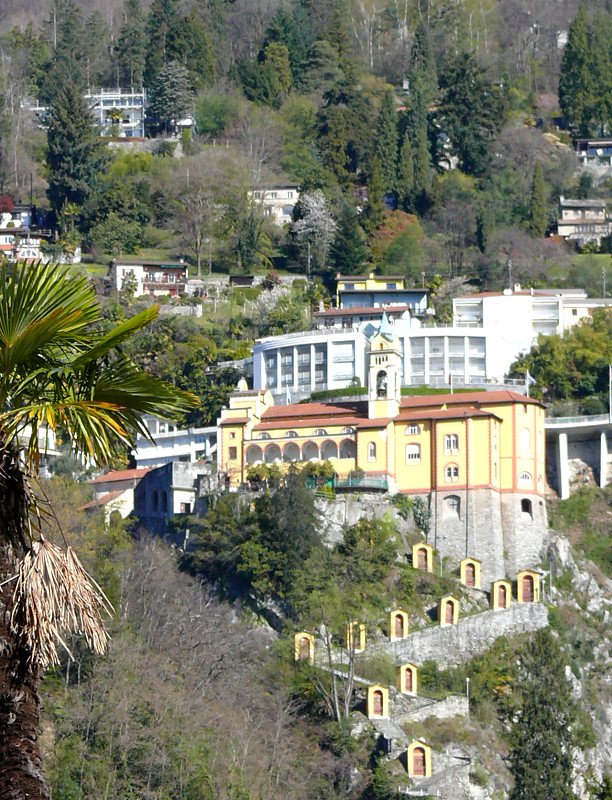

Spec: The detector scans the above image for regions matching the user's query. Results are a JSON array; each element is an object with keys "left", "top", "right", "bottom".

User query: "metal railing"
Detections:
[
  {"left": 334, "top": 475, "right": 388, "bottom": 490},
  {"left": 545, "top": 413, "right": 610, "bottom": 425}
]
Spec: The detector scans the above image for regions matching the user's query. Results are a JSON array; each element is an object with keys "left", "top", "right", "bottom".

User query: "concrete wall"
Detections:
[{"left": 369, "top": 603, "right": 548, "bottom": 668}]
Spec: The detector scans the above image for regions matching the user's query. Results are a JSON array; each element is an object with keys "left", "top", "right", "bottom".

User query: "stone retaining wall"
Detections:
[{"left": 370, "top": 602, "right": 548, "bottom": 668}]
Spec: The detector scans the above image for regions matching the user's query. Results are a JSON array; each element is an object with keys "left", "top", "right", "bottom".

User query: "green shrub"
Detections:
[{"left": 469, "top": 767, "right": 489, "bottom": 787}]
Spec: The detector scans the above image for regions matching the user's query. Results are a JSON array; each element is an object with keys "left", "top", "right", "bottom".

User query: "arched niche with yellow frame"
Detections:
[
  {"left": 397, "top": 662, "right": 418, "bottom": 695},
  {"left": 412, "top": 541, "right": 433, "bottom": 572},
  {"left": 406, "top": 739, "right": 432, "bottom": 778},
  {"left": 345, "top": 621, "right": 366, "bottom": 652},
  {"left": 460, "top": 556, "right": 481, "bottom": 589},
  {"left": 439, "top": 594, "right": 460, "bottom": 627},
  {"left": 367, "top": 684, "right": 389, "bottom": 719},
  {"left": 388, "top": 608, "right": 409, "bottom": 641},
  {"left": 490, "top": 579, "right": 512, "bottom": 610},
  {"left": 294, "top": 631, "right": 315, "bottom": 664},
  {"left": 516, "top": 569, "right": 541, "bottom": 604}
]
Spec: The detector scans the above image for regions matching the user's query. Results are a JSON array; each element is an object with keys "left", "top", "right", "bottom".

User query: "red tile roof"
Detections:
[
  {"left": 314, "top": 305, "right": 412, "bottom": 317},
  {"left": 262, "top": 401, "right": 365, "bottom": 420},
  {"left": 399, "top": 390, "right": 542, "bottom": 407},
  {"left": 81, "top": 490, "right": 125, "bottom": 510},
  {"left": 91, "top": 468, "right": 151, "bottom": 484}
]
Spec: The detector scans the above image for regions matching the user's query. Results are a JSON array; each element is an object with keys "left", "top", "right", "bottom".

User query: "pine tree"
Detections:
[
  {"left": 82, "top": 12, "right": 111, "bottom": 89},
  {"left": 148, "top": 60, "right": 194, "bottom": 134},
  {"left": 170, "top": 10, "right": 216, "bottom": 90},
  {"left": 397, "top": 133, "right": 414, "bottom": 212},
  {"left": 528, "top": 162, "right": 548, "bottom": 237},
  {"left": 318, "top": 103, "right": 351, "bottom": 188},
  {"left": 330, "top": 201, "right": 368, "bottom": 272},
  {"left": 586, "top": 11, "right": 612, "bottom": 136},
  {"left": 375, "top": 90, "right": 399, "bottom": 194},
  {"left": 559, "top": 5, "right": 592, "bottom": 135},
  {"left": 409, "top": 20, "right": 437, "bottom": 102},
  {"left": 325, "top": 3, "right": 354, "bottom": 75},
  {"left": 46, "top": 82, "right": 108, "bottom": 213},
  {"left": 262, "top": 3, "right": 312, "bottom": 84},
  {"left": 508, "top": 629, "right": 578, "bottom": 800},
  {"left": 40, "top": 0, "right": 85, "bottom": 101},
  {"left": 117, "top": 0, "right": 147, "bottom": 88},
  {"left": 144, "top": 0, "right": 180, "bottom": 86},
  {"left": 438, "top": 51, "right": 504, "bottom": 176},
  {"left": 363, "top": 156, "right": 385, "bottom": 234},
  {"left": 263, "top": 42, "right": 292, "bottom": 95}
]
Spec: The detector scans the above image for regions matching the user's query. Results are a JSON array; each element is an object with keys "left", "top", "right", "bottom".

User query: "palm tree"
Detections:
[{"left": 0, "top": 261, "right": 196, "bottom": 799}]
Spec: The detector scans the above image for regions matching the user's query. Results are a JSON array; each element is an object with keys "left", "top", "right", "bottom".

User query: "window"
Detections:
[
  {"left": 152, "top": 490, "right": 159, "bottom": 512},
  {"left": 444, "top": 434, "right": 459, "bottom": 454},
  {"left": 344, "top": 283, "right": 355, "bottom": 290},
  {"left": 161, "top": 491, "right": 168, "bottom": 513},
  {"left": 285, "top": 431, "right": 298, "bottom": 438},
  {"left": 520, "top": 426, "right": 532, "bottom": 455},
  {"left": 287, "top": 191, "right": 293, "bottom": 199},
  {"left": 180, "top": 502, "right": 191, "bottom": 514},
  {"left": 444, "top": 495, "right": 460, "bottom": 517},
  {"left": 521, "top": 498, "right": 533, "bottom": 517},
  {"left": 229, "top": 447, "right": 237, "bottom": 460},
  {"left": 519, "top": 471, "right": 532, "bottom": 484},
  {"left": 368, "top": 442, "right": 377, "bottom": 461},
  {"left": 314, "top": 429, "right": 327, "bottom": 436},
  {"left": 342, "top": 427, "right": 356, "bottom": 434},
  {"left": 257, "top": 432, "right": 271, "bottom": 440},
  {"left": 230, "top": 432, "right": 236, "bottom": 439},
  {"left": 445, "top": 464, "right": 459, "bottom": 482},
  {"left": 406, "top": 444, "right": 421, "bottom": 464},
  {"left": 572, "top": 308, "right": 578, "bottom": 316},
  {"left": 386, "top": 283, "right": 397, "bottom": 289},
  {"left": 405, "top": 424, "right": 421, "bottom": 435}
]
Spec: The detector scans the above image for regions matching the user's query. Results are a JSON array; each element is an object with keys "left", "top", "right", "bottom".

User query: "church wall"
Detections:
[{"left": 393, "top": 421, "right": 433, "bottom": 493}]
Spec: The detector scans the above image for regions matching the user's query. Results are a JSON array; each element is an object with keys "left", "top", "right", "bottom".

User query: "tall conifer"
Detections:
[
  {"left": 559, "top": 5, "right": 592, "bottom": 135},
  {"left": 397, "top": 133, "right": 415, "bottom": 212},
  {"left": 375, "top": 90, "right": 399, "bottom": 194},
  {"left": 528, "top": 163, "right": 547, "bottom": 237}
]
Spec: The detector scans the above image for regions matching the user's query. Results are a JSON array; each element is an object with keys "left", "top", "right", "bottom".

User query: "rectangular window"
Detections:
[
  {"left": 230, "top": 432, "right": 236, "bottom": 439},
  {"left": 228, "top": 447, "right": 237, "bottom": 460},
  {"left": 180, "top": 502, "right": 191, "bottom": 514}
]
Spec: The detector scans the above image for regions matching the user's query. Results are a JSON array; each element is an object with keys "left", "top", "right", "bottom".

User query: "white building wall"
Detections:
[
  {"left": 134, "top": 415, "right": 216, "bottom": 467},
  {"left": 111, "top": 264, "right": 145, "bottom": 296}
]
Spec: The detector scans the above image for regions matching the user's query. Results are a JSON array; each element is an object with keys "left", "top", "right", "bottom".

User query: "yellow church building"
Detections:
[{"left": 217, "top": 315, "right": 547, "bottom": 581}]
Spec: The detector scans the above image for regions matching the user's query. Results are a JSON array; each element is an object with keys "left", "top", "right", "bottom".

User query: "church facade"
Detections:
[{"left": 217, "top": 318, "right": 547, "bottom": 581}]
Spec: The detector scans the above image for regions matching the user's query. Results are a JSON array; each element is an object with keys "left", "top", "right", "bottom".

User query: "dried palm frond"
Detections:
[{"left": 10, "top": 537, "right": 114, "bottom": 669}]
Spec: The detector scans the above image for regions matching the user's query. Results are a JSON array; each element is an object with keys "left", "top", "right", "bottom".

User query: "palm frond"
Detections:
[
  {"left": 10, "top": 538, "right": 113, "bottom": 669},
  {"left": 70, "top": 305, "right": 160, "bottom": 368}
]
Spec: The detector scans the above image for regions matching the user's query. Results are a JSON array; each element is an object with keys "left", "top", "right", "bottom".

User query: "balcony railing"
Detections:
[{"left": 334, "top": 475, "right": 388, "bottom": 491}]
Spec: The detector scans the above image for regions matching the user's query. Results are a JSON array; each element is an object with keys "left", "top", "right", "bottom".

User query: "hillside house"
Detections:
[
  {"left": 557, "top": 196, "right": 611, "bottom": 246},
  {"left": 110, "top": 258, "right": 188, "bottom": 297},
  {"left": 84, "top": 88, "right": 146, "bottom": 138},
  {"left": 250, "top": 184, "right": 299, "bottom": 225}
]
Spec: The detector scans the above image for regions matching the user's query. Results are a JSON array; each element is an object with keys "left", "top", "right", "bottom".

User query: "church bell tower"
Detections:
[{"left": 367, "top": 312, "right": 402, "bottom": 419}]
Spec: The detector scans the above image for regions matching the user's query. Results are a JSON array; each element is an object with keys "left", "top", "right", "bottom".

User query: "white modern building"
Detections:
[
  {"left": 253, "top": 317, "right": 498, "bottom": 400},
  {"left": 133, "top": 415, "right": 217, "bottom": 468},
  {"left": 250, "top": 184, "right": 299, "bottom": 225},
  {"left": 84, "top": 88, "right": 146, "bottom": 138}
]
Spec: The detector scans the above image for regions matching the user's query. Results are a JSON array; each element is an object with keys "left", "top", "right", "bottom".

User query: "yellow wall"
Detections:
[
  {"left": 217, "top": 389, "right": 545, "bottom": 494},
  {"left": 388, "top": 609, "right": 409, "bottom": 641},
  {"left": 346, "top": 622, "right": 366, "bottom": 652},
  {"left": 439, "top": 595, "right": 460, "bottom": 627},
  {"left": 516, "top": 570, "right": 541, "bottom": 603},
  {"left": 397, "top": 663, "right": 418, "bottom": 695},
  {"left": 412, "top": 542, "right": 433, "bottom": 572},
  {"left": 367, "top": 685, "right": 390, "bottom": 719},
  {"left": 491, "top": 579, "right": 512, "bottom": 610},
  {"left": 294, "top": 632, "right": 315, "bottom": 664},
  {"left": 460, "top": 557, "right": 482, "bottom": 589},
  {"left": 406, "top": 740, "right": 432, "bottom": 778}
]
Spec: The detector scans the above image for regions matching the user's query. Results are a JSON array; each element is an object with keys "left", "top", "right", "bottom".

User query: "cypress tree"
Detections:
[
  {"left": 330, "top": 201, "right": 368, "bottom": 273},
  {"left": 587, "top": 11, "right": 612, "bottom": 136},
  {"left": 375, "top": 90, "right": 399, "bottom": 194},
  {"left": 559, "top": 5, "right": 592, "bottom": 135},
  {"left": 409, "top": 20, "right": 437, "bottom": 102},
  {"left": 117, "top": 0, "right": 147, "bottom": 88},
  {"left": 363, "top": 156, "right": 385, "bottom": 233},
  {"left": 46, "top": 82, "right": 108, "bottom": 213},
  {"left": 528, "top": 163, "right": 547, "bottom": 237},
  {"left": 144, "top": 0, "right": 180, "bottom": 86},
  {"left": 397, "top": 133, "right": 415, "bottom": 212},
  {"left": 509, "top": 629, "right": 578, "bottom": 800},
  {"left": 406, "top": 76, "right": 432, "bottom": 209}
]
